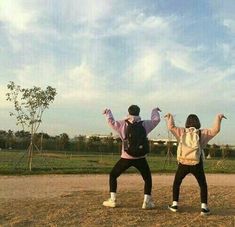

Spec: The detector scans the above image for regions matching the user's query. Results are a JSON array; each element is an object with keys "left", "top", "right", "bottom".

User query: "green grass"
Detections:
[{"left": 0, "top": 150, "right": 235, "bottom": 174}]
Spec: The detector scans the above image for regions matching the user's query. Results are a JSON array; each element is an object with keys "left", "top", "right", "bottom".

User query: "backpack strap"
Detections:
[
  {"left": 124, "top": 120, "right": 129, "bottom": 140},
  {"left": 125, "top": 120, "right": 143, "bottom": 126},
  {"left": 124, "top": 120, "right": 136, "bottom": 139},
  {"left": 124, "top": 120, "right": 144, "bottom": 139},
  {"left": 198, "top": 129, "right": 201, "bottom": 139},
  {"left": 198, "top": 129, "right": 204, "bottom": 161}
]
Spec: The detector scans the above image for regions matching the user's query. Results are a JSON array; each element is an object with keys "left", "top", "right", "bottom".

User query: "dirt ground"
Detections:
[{"left": 0, "top": 174, "right": 234, "bottom": 226}]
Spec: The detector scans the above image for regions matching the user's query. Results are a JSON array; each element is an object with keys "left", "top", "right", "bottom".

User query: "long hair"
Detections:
[{"left": 185, "top": 114, "right": 201, "bottom": 129}]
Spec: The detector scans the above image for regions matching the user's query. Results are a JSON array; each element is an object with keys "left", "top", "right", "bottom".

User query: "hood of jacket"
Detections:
[{"left": 124, "top": 114, "right": 141, "bottom": 123}]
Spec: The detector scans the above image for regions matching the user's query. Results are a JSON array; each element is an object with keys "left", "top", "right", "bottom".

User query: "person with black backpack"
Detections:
[
  {"left": 102, "top": 105, "right": 161, "bottom": 209},
  {"left": 164, "top": 113, "right": 226, "bottom": 215}
]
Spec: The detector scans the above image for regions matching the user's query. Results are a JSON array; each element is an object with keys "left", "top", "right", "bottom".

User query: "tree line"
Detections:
[
  {"left": 0, "top": 130, "right": 119, "bottom": 153},
  {"left": 0, "top": 129, "right": 234, "bottom": 157}
]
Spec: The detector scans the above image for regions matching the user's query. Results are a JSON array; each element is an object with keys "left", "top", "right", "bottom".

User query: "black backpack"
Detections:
[{"left": 123, "top": 120, "right": 149, "bottom": 157}]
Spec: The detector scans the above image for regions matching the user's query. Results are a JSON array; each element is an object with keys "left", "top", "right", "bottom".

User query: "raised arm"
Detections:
[
  {"left": 103, "top": 108, "right": 124, "bottom": 133},
  {"left": 201, "top": 114, "right": 226, "bottom": 145},
  {"left": 164, "top": 113, "right": 184, "bottom": 140},
  {"left": 142, "top": 107, "right": 161, "bottom": 134}
]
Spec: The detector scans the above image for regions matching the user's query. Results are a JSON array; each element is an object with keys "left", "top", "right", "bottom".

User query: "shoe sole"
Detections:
[
  {"left": 168, "top": 207, "right": 177, "bottom": 212},
  {"left": 142, "top": 206, "right": 155, "bottom": 209},
  {"left": 103, "top": 204, "right": 116, "bottom": 208},
  {"left": 102, "top": 203, "right": 116, "bottom": 208},
  {"left": 200, "top": 212, "right": 210, "bottom": 216}
]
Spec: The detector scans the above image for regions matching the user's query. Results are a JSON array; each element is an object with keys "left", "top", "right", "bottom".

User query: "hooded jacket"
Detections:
[
  {"left": 104, "top": 108, "right": 161, "bottom": 159},
  {"left": 166, "top": 114, "right": 223, "bottom": 149}
]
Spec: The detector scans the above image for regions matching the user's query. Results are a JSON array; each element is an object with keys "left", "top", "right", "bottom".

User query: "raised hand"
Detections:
[
  {"left": 164, "top": 113, "right": 172, "bottom": 119},
  {"left": 102, "top": 108, "right": 109, "bottom": 115},
  {"left": 156, "top": 107, "right": 162, "bottom": 112},
  {"left": 217, "top": 114, "right": 227, "bottom": 120}
]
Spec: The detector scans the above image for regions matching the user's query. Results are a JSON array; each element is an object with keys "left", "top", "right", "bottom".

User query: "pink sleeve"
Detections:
[
  {"left": 142, "top": 108, "right": 161, "bottom": 134},
  {"left": 200, "top": 115, "right": 222, "bottom": 147},
  {"left": 166, "top": 114, "right": 184, "bottom": 140},
  {"left": 104, "top": 109, "right": 125, "bottom": 136}
]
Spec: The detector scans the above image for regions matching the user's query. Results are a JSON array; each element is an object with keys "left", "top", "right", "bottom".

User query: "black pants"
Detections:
[
  {"left": 109, "top": 158, "right": 152, "bottom": 195},
  {"left": 173, "top": 161, "right": 208, "bottom": 203}
]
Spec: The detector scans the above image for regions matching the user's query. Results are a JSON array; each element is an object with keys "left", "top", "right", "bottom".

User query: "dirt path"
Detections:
[
  {"left": 0, "top": 174, "right": 234, "bottom": 226},
  {"left": 0, "top": 174, "right": 234, "bottom": 199}
]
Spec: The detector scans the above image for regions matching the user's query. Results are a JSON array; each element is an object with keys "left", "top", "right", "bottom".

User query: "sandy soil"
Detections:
[
  {"left": 0, "top": 173, "right": 234, "bottom": 199},
  {"left": 0, "top": 174, "right": 234, "bottom": 226}
]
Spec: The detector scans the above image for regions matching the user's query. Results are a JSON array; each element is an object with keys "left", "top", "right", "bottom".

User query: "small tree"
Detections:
[
  {"left": 6, "top": 81, "right": 57, "bottom": 171},
  {"left": 6, "top": 129, "right": 14, "bottom": 149}
]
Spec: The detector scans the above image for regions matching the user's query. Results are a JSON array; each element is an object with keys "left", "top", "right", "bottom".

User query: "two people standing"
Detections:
[{"left": 102, "top": 105, "right": 226, "bottom": 215}]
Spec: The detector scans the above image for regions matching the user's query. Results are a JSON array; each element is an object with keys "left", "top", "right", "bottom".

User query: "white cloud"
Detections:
[
  {"left": 218, "top": 43, "right": 231, "bottom": 58},
  {"left": 14, "top": 59, "right": 58, "bottom": 88},
  {"left": 59, "top": 62, "right": 105, "bottom": 103},
  {"left": 223, "top": 19, "right": 235, "bottom": 33},
  {"left": 58, "top": 0, "right": 112, "bottom": 25},
  {"left": 110, "top": 11, "right": 170, "bottom": 37},
  {"left": 0, "top": 0, "right": 37, "bottom": 33},
  {"left": 5, "top": 59, "right": 107, "bottom": 107},
  {"left": 70, "top": 10, "right": 172, "bottom": 39},
  {"left": 126, "top": 48, "right": 162, "bottom": 83},
  {"left": 0, "top": 85, "right": 11, "bottom": 108},
  {"left": 166, "top": 51, "right": 195, "bottom": 73},
  {"left": 201, "top": 64, "right": 235, "bottom": 83}
]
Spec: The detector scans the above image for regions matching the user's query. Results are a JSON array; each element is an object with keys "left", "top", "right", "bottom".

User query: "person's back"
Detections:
[
  {"left": 102, "top": 105, "right": 161, "bottom": 209},
  {"left": 166, "top": 113, "right": 226, "bottom": 150},
  {"left": 165, "top": 113, "right": 226, "bottom": 216},
  {"left": 103, "top": 105, "right": 161, "bottom": 159},
  {"left": 177, "top": 127, "right": 201, "bottom": 165},
  {"left": 124, "top": 120, "right": 149, "bottom": 157}
]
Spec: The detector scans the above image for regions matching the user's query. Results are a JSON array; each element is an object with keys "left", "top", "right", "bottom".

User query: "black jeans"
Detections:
[
  {"left": 173, "top": 161, "right": 208, "bottom": 203},
  {"left": 109, "top": 158, "right": 152, "bottom": 195}
]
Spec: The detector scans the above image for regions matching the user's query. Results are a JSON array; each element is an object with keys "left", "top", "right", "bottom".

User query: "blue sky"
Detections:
[{"left": 0, "top": 0, "right": 234, "bottom": 144}]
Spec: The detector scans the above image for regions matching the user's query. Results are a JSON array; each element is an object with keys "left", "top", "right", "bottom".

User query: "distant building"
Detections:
[
  {"left": 153, "top": 138, "right": 178, "bottom": 146},
  {"left": 85, "top": 135, "right": 178, "bottom": 145}
]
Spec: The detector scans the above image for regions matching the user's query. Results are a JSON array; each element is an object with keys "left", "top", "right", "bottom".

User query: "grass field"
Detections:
[{"left": 0, "top": 150, "right": 234, "bottom": 174}]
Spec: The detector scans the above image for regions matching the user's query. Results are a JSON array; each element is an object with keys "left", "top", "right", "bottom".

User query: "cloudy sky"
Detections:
[{"left": 0, "top": 0, "right": 234, "bottom": 144}]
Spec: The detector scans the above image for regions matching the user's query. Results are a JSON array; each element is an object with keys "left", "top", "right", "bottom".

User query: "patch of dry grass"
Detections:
[{"left": 0, "top": 185, "right": 234, "bottom": 227}]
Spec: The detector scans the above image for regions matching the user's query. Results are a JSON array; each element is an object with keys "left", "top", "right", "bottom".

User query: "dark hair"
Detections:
[
  {"left": 185, "top": 114, "right": 201, "bottom": 129},
  {"left": 128, "top": 105, "right": 140, "bottom": 116}
]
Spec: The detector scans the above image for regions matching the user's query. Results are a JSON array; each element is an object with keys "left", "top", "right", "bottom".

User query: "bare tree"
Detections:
[{"left": 6, "top": 81, "right": 57, "bottom": 171}]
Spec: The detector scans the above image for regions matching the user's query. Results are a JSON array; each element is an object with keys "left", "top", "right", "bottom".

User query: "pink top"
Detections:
[
  {"left": 166, "top": 114, "right": 223, "bottom": 149},
  {"left": 104, "top": 108, "right": 161, "bottom": 159}
]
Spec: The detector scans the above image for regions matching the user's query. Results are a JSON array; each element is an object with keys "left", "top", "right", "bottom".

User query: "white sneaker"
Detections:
[
  {"left": 103, "top": 198, "right": 116, "bottom": 208},
  {"left": 200, "top": 208, "right": 210, "bottom": 216},
  {"left": 142, "top": 199, "right": 155, "bottom": 209},
  {"left": 168, "top": 205, "right": 178, "bottom": 212}
]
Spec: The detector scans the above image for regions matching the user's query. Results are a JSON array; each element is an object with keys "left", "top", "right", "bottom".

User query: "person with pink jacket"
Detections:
[
  {"left": 165, "top": 113, "right": 226, "bottom": 215},
  {"left": 102, "top": 105, "right": 161, "bottom": 209}
]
